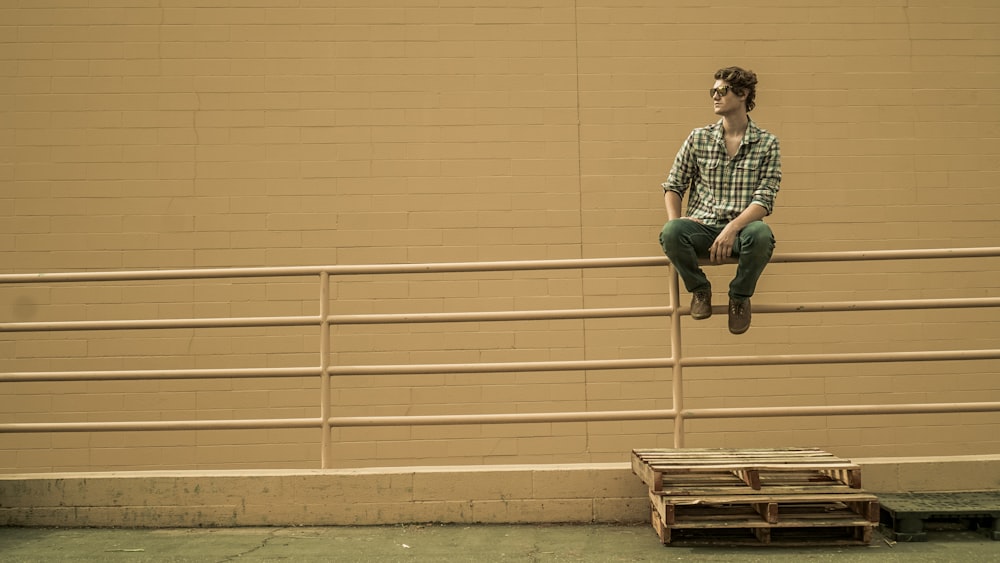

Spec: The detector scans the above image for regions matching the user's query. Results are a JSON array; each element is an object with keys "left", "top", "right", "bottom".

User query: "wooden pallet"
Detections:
[
  {"left": 650, "top": 511, "right": 876, "bottom": 546},
  {"left": 632, "top": 448, "right": 878, "bottom": 546},
  {"left": 879, "top": 491, "right": 1000, "bottom": 541},
  {"left": 632, "top": 447, "right": 862, "bottom": 493},
  {"left": 649, "top": 489, "right": 879, "bottom": 546}
]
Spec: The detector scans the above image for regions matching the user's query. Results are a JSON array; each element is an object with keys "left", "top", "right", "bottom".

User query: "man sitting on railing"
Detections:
[{"left": 658, "top": 66, "right": 782, "bottom": 335}]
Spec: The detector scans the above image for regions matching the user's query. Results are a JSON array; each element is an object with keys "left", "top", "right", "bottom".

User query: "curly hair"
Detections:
[{"left": 714, "top": 66, "right": 758, "bottom": 112}]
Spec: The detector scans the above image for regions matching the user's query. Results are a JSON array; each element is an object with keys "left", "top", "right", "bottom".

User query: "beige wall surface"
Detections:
[{"left": 1, "top": 1, "right": 999, "bottom": 473}]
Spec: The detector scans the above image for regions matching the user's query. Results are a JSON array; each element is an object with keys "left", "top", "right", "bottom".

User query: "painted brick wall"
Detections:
[{"left": 1, "top": 1, "right": 999, "bottom": 472}]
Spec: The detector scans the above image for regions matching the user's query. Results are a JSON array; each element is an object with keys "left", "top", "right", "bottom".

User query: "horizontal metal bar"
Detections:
[
  {"left": 0, "top": 267, "right": 328, "bottom": 284},
  {"left": 1, "top": 247, "right": 997, "bottom": 284},
  {"left": 2, "top": 352, "right": 996, "bottom": 383},
  {"left": 5, "top": 399, "right": 996, "bottom": 433},
  {"left": 752, "top": 297, "right": 1000, "bottom": 314},
  {"left": 0, "top": 367, "right": 321, "bottom": 383},
  {"left": 327, "top": 306, "right": 672, "bottom": 325},
  {"left": 3, "top": 294, "right": 995, "bottom": 334},
  {"left": 684, "top": 402, "right": 1000, "bottom": 419},
  {"left": 772, "top": 247, "right": 1000, "bottom": 263},
  {"left": 682, "top": 348, "right": 1000, "bottom": 368},
  {"left": 0, "top": 316, "right": 320, "bottom": 333},
  {"left": 0, "top": 257, "right": 663, "bottom": 284},
  {"left": 6, "top": 349, "right": 995, "bottom": 384},
  {"left": 327, "top": 409, "right": 677, "bottom": 427},
  {"left": 328, "top": 357, "right": 675, "bottom": 376},
  {"left": 0, "top": 418, "right": 321, "bottom": 433},
  {"left": 325, "top": 256, "right": 669, "bottom": 275},
  {"left": 330, "top": 349, "right": 999, "bottom": 377},
  {"left": 336, "top": 297, "right": 998, "bottom": 327}
]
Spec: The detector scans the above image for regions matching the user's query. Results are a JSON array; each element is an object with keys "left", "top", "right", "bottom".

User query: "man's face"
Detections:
[{"left": 711, "top": 80, "right": 746, "bottom": 116}]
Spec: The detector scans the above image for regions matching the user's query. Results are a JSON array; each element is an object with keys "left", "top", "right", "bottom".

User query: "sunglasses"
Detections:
[{"left": 709, "top": 86, "right": 731, "bottom": 97}]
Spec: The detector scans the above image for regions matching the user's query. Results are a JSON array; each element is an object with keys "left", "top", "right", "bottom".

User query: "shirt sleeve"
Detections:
[
  {"left": 750, "top": 135, "right": 781, "bottom": 215},
  {"left": 661, "top": 130, "right": 698, "bottom": 198}
]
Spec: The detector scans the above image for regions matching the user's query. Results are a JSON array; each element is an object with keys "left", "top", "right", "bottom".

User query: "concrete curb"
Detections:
[{"left": 2, "top": 456, "right": 998, "bottom": 528}]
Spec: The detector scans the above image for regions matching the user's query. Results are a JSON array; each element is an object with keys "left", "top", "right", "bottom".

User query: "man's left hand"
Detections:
[{"left": 708, "top": 225, "right": 739, "bottom": 264}]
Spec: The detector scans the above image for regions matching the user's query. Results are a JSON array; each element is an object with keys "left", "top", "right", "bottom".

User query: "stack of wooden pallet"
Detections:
[{"left": 631, "top": 447, "right": 879, "bottom": 546}]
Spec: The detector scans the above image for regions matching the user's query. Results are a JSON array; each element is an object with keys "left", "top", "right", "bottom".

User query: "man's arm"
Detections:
[
  {"left": 664, "top": 191, "right": 683, "bottom": 221},
  {"left": 662, "top": 131, "right": 698, "bottom": 219}
]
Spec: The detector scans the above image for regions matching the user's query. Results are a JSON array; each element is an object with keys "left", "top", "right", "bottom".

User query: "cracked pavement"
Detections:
[{"left": 0, "top": 523, "right": 997, "bottom": 562}]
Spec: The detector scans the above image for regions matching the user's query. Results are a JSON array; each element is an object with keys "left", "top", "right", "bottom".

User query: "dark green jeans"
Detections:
[{"left": 659, "top": 219, "right": 775, "bottom": 301}]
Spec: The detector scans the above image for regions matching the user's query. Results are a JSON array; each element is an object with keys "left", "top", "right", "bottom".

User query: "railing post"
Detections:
[
  {"left": 669, "top": 264, "right": 685, "bottom": 448},
  {"left": 319, "top": 271, "right": 332, "bottom": 469}
]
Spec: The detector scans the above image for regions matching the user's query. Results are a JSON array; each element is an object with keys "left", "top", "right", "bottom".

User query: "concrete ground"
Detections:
[{"left": 1, "top": 524, "right": 997, "bottom": 563}]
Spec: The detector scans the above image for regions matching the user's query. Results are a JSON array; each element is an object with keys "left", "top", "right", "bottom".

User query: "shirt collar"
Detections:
[{"left": 712, "top": 118, "right": 761, "bottom": 143}]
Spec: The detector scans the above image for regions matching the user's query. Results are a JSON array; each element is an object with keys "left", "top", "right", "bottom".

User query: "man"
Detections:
[{"left": 659, "top": 66, "right": 781, "bottom": 334}]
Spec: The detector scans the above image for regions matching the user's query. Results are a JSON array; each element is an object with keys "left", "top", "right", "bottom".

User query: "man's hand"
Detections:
[
  {"left": 707, "top": 203, "right": 768, "bottom": 264},
  {"left": 708, "top": 223, "right": 739, "bottom": 264}
]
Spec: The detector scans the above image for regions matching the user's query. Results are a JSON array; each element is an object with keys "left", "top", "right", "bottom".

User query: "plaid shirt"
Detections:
[{"left": 662, "top": 119, "right": 781, "bottom": 226}]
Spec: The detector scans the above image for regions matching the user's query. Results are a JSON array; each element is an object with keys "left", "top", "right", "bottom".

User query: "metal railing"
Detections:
[{"left": 2, "top": 247, "right": 1000, "bottom": 469}]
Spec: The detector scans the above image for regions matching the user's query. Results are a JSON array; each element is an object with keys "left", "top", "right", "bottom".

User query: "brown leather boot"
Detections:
[
  {"left": 728, "top": 298, "right": 751, "bottom": 334},
  {"left": 690, "top": 290, "right": 712, "bottom": 320}
]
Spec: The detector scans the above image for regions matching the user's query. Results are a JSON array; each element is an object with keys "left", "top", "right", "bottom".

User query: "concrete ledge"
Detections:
[
  {"left": 2, "top": 456, "right": 998, "bottom": 528},
  {"left": 852, "top": 454, "right": 1000, "bottom": 494}
]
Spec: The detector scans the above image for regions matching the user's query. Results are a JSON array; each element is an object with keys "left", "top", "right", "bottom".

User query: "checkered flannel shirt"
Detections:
[{"left": 662, "top": 119, "right": 782, "bottom": 226}]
